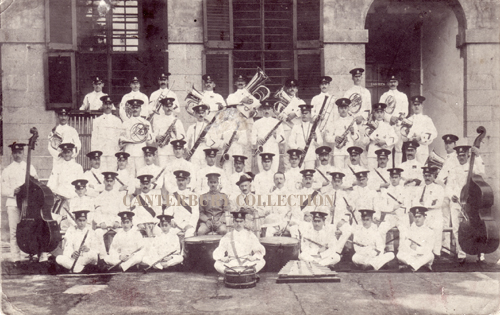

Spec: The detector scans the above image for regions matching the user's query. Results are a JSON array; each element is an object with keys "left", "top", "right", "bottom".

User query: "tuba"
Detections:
[
  {"left": 244, "top": 67, "right": 270, "bottom": 101},
  {"left": 426, "top": 150, "right": 445, "bottom": 169},
  {"left": 185, "top": 85, "right": 204, "bottom": 116}
]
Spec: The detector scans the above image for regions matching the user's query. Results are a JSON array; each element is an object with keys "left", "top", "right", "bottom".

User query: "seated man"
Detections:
[
  {"left": 397, "top": 206, "right": 435, "bottom": 271},
  {"left": 94, "top": 172, "right": 127, "bottom": 231},
  {"left": 141, "top": 213, "right": 183, "bottom": 270},
  {"left": 83, "top": 150, "right": 105, "bottom": 197},
  {"left": 213, "top": 211, "right": 266, "bottom": 274},
  {"left": 104, "top": 211, "right": 145, "bottom": 272},
  {"left": 351, "top": 209, "right": 395, "bottom": 270},
  {"left": 230, "top": 172, "right": 265, "bottom": 235},
  {"left": 299, "top": 210, "right": 340, "bottom": 268},
  {"left": 131, "top": 174, "right": 162, "bottom": 237},
  {"left": 56, "top": 210, "right": 105, "bottom": 273},
  {"left": 198, "top": 173, "right": 231, "bottom": 235}
]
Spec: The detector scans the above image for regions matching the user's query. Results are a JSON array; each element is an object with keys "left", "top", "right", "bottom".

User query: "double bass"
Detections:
[
  {"left": 458, "top": 126, "right": 499, "bottom": 255},
  {"left": 16, "top": 127, "right": 61, "bottom": 257}
]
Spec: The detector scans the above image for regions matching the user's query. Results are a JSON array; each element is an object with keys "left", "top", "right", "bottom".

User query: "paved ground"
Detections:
[{"left": 2, "top": 268, "right": 499, "bottom": 315}]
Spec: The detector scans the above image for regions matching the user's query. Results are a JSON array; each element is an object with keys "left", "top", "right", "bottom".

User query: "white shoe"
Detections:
[
  {"left": 478, "top": 253, "right": 485, "bottom": 262},
  {"left": 496, "top": 258, "right": 500, "bottom": 265},
  {"left": 39, "top": 252, "right": 50, "bottom": 262}
]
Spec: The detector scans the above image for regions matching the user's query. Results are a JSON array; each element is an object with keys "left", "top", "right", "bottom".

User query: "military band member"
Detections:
[
  {"left": 131, "top": 174, "right": 161, "bottom": 237},
  {"left": 83, "top": 150, "right": 105, "bottom": 197},
  {"left": 80, "top": 76, "right": 111, "bottom": 111},
  {"left": 344, "top": 68, "right": 371, "bottom": 121},
  {"left": 313, "top": 146, "right": 335, "bottom": 189},
  {"left": 399, "top": 141, "right": 424, "bottom": 186},
  {"left": 115, "top": 152, "right": 135, "bottom": 195},
  {"left": 252, "top": 101, "right": 284, "bottom": 173},
  {"left": 277, "top": 78, "right": 305, "bottom": 128},
  {"left": 213, "top": 211, "right": 266, "bottom": 274},
  {"left": 342, "top": 146, "right": 365, "bottom": 189},
  {"left": 226, "top": 74, "right": 261, "bottom": 118},
  {"left": 447, "top": 145, "right": 485, "bottom": 262},
  {"left": 293, "top": 169, "right": 320, "bottom": 235},
  {"left": 61, "top": 179, "right": 95, "bottom": 231},
  {"left": 436, "top": 134, "right": 459, "bottom": 186},
  {"left": 198, "top": 148, "right": 228, "bottom": 194},
  {"left": 365, "top": 103, "right": 397, "bottom": 169},
  {"left": 217, "top": 117, "right": 248, "bottom": 175},
  {"left": 311, "top": 76, "right": 333, "bottom": 119},
  {"left": 350, "top": 170, "right": 380, "bottom": 223},
  {"left": 300, "top": 210, "right": 341, "bottom": 268},
  {"left": 104, "top": 211, "right": 145, "bottom": 272},
  {"left": 149, "top": 73, "right": 180, "bottom": 116},
  {"left": 136, "top": 146, "right": 164, "bottom": 195},
  {"left": 231, "top": 173, "right": 263, "bottom": 235},
  {"left": 227, "top": 155, "right": 248, "bottom": 197},
  {"left": 266, "top": 172, "right": 300, "bottom": 237},
  {"left": 48, "top": 108, "right": 81, "bottom": 160},
  {"left": 253, "top": 153, "right": 276, "bottom": 196},
  {"left": 325, "top": 98, "right": 360, "bottom": 168},
  {"left": 119, "top": 99, "right": 154, "bottom": 175},
  {"left": 94, "top": 172, "right": 127, "bottom": 230},
  {"left": 154, "top": 97, "right": 186, "bottom": 168},
  {"left": 200, "top": 74, "right": 227, "bottom": 120},
  {"left": 47, "top": 143, "right": 85, "bottom": 199},
  {"left": 379, "top": 74, "right": 409, "bottom": 166},
  {"left": 186, "top": 104, "right": 218, "bottom": 169},
  {"left": 56, "top": 210, "right": 106, "bottom": 273},
  {"left": 351, "top": 209, "right": 395, "bottom": 270},
  {"left": 141, "top": 214, "right": 183, "bottom": 270},
  {"left": 289, "top": 104, "right": 324, "bottom": 169},
  {"left": 2, "top": 143, "right": 38, "bottom": 262},
  {"left": 284, "top": 149, "right": 304, "bottom": 191},
  {"left": 368, "top": 149, "right": 391, "bottom": 191},
  {"left": 164, "top": 140, "right": 197, "bottom": 194},
  {"left": 165, "top": 170, "right": 199, "bottom": 238},
  {"left": 397, "top": 206, "right": 435, "bottom": 271},
  {"left": 119, "top": 77, "right": 150, "bottom": 121},
  {"left": 198, "top": 173, "right": 231, "bottom": 235},
  {"left": 403, "top": 96, "right": 438, "bottom": 163},
  {"left": 413, "top": 167, "right": 444, "bottom": 256},
  {"left": 90, "top": 96, "right": 122, "bottom": 170}
]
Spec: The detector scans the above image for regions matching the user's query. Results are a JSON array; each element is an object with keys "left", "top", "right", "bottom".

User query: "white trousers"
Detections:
[
  {"left": 425, "top": 209, "right": 443, "bottom": 255},
  {"left": 104, "top": 251, "right": 145, "bottom": 271},
  {"left": 142, "top": 254, "right": 183, "bottom": 270},
  {"left": 56, "top": 251, "right": 98, "bottom": 273},
  {"left": 299, "top": 252, "right": 341, "bottom": 267},
  {"left": 449, "top": 200, "right": 467, "bottom": 258},
  {"left": 352, "top": 250, "right": 395, "bottom": 270},
  {"left": 397, "top": 250, "right": 434, "bottom": 271},
  {"left": 7, "top": 206, "right": 21, "bottom": 261},
  {"left": 214, "top": 258, "right": 265, "bottom": 274}
]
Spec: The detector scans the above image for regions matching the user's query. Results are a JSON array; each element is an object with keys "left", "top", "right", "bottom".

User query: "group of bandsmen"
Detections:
[{"left": 2, "top": 68, "right": 492, "bottom": 274}]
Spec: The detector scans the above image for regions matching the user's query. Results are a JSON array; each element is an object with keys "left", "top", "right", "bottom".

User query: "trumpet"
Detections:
[
  {"left": 185, "top": 85, "right": 204, "bottom": 116},
  {"left": 335, "top": 118, "right": 355, "bottom": 149},
  {"left": 157, "top": 118, "right": 178, "bottom": 148}
]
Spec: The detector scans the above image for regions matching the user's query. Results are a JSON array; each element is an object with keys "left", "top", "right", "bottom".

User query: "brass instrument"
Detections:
[
  {"left": 253, "top": 121, "right": 284, "bottom": 156},
  {"left": 318, "top": 96, "right": 336, "bottom": 132},
  {"left": 335, "top": 118, "right": 355, "bottom": 149},
  {"left": 158, "top": 118, "right": 178, "bottom": 148},
  {"left": 185, "top": 85, "right": 204, "bottom": 116},
  {"left": 147, "top": 81, "right": 175, "bottom": 124},
  {"left": 272, "top": 87, "right": 304, "bottom": 128},
  {"left": 219, "top": 121, "right": 241, "bottom": 166},
  {"left": 49, "top": 127, "right": 63, "bottom": 150},
  {"left": 398, "top": 112, "right": 413, "bottom": 137},
  {"left": 426, "top": 150, "right": 445, "bottom": 169},
  {"left": 348, "top": 93, "right": 362, "bottom": 114},
  {"left": 385, "top": 94, "right": 396, "bottom": 115},
  {"left": 364, "top": 110, "right": 378, "bottom": 137},
  {"left": 243, "top": 67, "right": 270, "bottom": 101},
  {"left": 119, "top": 123, "right": 151, "bottom": 151}
]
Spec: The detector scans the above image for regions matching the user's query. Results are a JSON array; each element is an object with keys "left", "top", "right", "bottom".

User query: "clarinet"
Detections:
[
  {"left": 220, "top": 121, "right": 241, "bottom": 166},
  {"left": 158, "top": 118, "right": 178, "bottom": 148},
  {"left": 335, "top": 118, "right": 355, "bottom": 149},
  {"left": 186, "top": 115, "right": 219, "bottom": 161},
  {"left": 298, "top": 96, "right": 329, "bottom": 168},
  {"left": 253, "top": 121, "right": 283, "bottom": 156}
]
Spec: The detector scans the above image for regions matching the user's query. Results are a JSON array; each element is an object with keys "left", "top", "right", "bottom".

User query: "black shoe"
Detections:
[
  {"left": 457, "top": 258, "right": 466, "bottom": 265},
  {"left": 255, "top": 275, "right": 260, "bottom": 283}
]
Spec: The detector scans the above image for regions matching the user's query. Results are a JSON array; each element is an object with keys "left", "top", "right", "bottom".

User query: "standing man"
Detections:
[
  {"left": 364, "top": 103, "right": 397, "bottom": 170},
  {"left": 284, "top": 149, "right": 304, "bottom": 191},
  {"left": 198, "top": 173, "right": 231, "bottom": 235},
  {"left": 115, "top": 152, "right": 135, "bottom": 195},
  {"left": 48, "top": 108, "right": 81, "bottom": 160},
  {"left": 436, "top": 134, "right": 459, "bottom": 186},
  {"left": 164, "top": 140, "right": 197, "bottom": 194},
  {"left": 344, "top": 68, "right": 371, "bottom": 122},
  {"left": 83, "top": 150, "right": 105, "bottom": 197},
  {"left": 136, "top": 146, "right": 164, "bottom": 195},
  {"left": 47, "top": 143, "right": 85, "bottom": 199},
  {"left": 227, "top": 155, "right": 249, "bottom": 198},
  {"left": 80, "top": 76, "right": 109, "bottom": 111},
  {"left": 131, "top": 174, "right": 161, "bottom": 238},
  {"left": 119, "top": 77, "right": 150, "bottom": 121},
  {"left": 2, "top": 143, "right": 38, "bottom": 262},
  {"left": 154, "top": 97, "right": 185, "bottom": 168},
  {"left": 341, "top": 146, "right": 366, "bottom": 189},
  {"left": 199, "top": 74, "right": 227, "bottom": 120},
  {"left": 185, "top": 104, "right": 219, "bottom": 169},
  {"left": 149, "top": 73, "right": 180, "bottom": 116},
  {"left": 403, "top": 96, "right": 438, "bottom": 164},
  {"left": 226, "top": 73, "right": 261, "bottom": 118},
  {"left": 313, "top": 146, "right": 335, "bottom": 189},
  {"left": 91, "top": 96, "right": 122, "bottom": 171},
  {"left": 217, "top": 117, "right": 248, "bottom": 175},
  {"left": 379, "top": 74, "right": 409, "bottom": 166},
  {"left": 253, "top": 153, "right": 276, "bottom": 196},
  {"left": 368, "top": 149, "right": 391, "bottom": 192},
  {"left": 311, "top": 76, "right": 333, "bottom": 119},
  {"left": 94, "top": 172, "right": 127, "bottom": 230},
  {"left": 399, "top": 141, "right": 424, "bottom": 187}
]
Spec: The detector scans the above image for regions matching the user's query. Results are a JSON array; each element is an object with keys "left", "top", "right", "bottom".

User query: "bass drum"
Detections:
[
  {"left": 224, "top": 266, "right": 257, "bottom": 289},
  {"left": 260, "top": 237, "right": 299, "bottom": 272},
  {"left": 184, "top": 235, "right": 222, "bottom": 272}
]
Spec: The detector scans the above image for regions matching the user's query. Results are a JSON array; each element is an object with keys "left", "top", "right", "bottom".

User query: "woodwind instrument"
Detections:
[
  {"left": 158, "top": 118, "right": 178, "bottom": 148},
  {"left": 252, "top": 121, "right": 283, "bottom": 156},
  {"left": 298, "top": 96, "right": 329, "bottom": 168},
  {"left": 185, "top": 112, "right": 221, "bottom": 161},
  {"left": 335, "top": 118, "right": 355, "bottom": 149},
  {"left": 220, "top": 121, "right": 241, "bottom": 166},
  {"left": 70, "top": 230, "right": 89, "bottom": 273},
  {"left": 419, "top": 185, "right": 427, "bottom": 204},
  {"left": 107, "top": 246, "right": 144, "bottom": 271}
]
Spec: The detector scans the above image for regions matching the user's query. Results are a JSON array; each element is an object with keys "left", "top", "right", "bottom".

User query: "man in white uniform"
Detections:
[
  {"left": 344, "top": 68, "right": 371, "bottom": 122},
  {"left": 80, "top": 76, "right": 110, "bottom": 111},
  {"left": 119, "top": 77, "right": 150, "bottom": 121},
  {"left": 91, "top": 96, "right": 122, "bottom": 170},
  {"left": 154, "top": 97, "right": 185, "bottom": 168},
  {"left": 149, "top": 73, "right": 180, "bottom": 117},
  {"left": 48, "top": 108, "right": 81, "bottom": 160},
  {"left": 83, "top": 150, "right": 105, "bottom": 197},
  {"left": 288, "top": 104, "right": 323, "bottom": 169}
]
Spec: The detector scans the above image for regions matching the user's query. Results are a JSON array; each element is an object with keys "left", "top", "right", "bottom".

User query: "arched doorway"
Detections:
[{"left": 365, "top": 0, "right": 466, "bottom": 156}]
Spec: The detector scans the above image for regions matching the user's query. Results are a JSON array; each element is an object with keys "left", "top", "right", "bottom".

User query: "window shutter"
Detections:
[
  {"left": 205, "top": 51, "right": 232, "bottom": 98},
  {"left": 295, "top": 0, "right": 321, "bottom": 49},
  {"left": 204, "top": 0, "right": 233, "bottom": 49},
  {"left": 297, "top": 51, "right": 321, "bottom": 103},
  {"left": 45, "top": 52, "right": 77, "bottom": 109},
  {"left": 46, "top": 0, "right": 76, "bottom": 50}
]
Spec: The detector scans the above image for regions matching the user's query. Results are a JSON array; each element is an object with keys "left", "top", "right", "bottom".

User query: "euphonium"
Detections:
[
  {"left": 272, "top": 87, "right": 292, "bottom": 115},
  {"left": 185, "top": 85, "right": 204, "bottom": 116},
  {"left": 244, "top": 67, "right": 270, "bottom": 101},
  {"left": 400, "top": 118, "right": 413, "bottom": 137},
  {"left": 426, "top": 150, "right": 445, "bottom": 169}
]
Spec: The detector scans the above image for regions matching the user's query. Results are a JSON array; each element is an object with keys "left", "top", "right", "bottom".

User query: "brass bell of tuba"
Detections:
[{"left": 244, "top": 67, "right": 270, "bottom": 101}]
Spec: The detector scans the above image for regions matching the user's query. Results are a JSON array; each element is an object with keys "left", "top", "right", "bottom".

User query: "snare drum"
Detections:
[
  {"left": 184, "top": 235, "right": 222, "bottom": 271},
  {"left": 224, "top": 266, "right": 257, "bottom": 289},
  {"left": 260, "top": 237, "right": 299, "bottom": 272}
]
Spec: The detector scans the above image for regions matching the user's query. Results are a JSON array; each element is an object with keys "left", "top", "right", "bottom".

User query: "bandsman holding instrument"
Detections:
[
  {"left": 368, "top": 149, "right": 391, "bottom": 191},
  {"left": 83, "top": 151, "right": 105, "bottom": 197},
  {"left": 344, "top": 68, "right": 371, "bottom": 122},
  {"left": 413, "top": 167, "right": 444, "bottom": 257},
  {"left": 198, "top": 173, "right": 231, "bottom": 236},
  {"left": 55, "top": 210, "right": 106, "bottom": 273},
  {"left": 402, "top": 96, "right": 438, "bottom": 164},
  {"left": 341, "top": 146, "right": 365, "bottom": 189},
  {"left": 80, "top": 76, "right": 112, "bottom": 111},
  {"left": 136, "top": 146, "right": 164, "bottom": 195},
  {"left": 2, "top": 143, "right": 38, "bottom": 262},
  {"left": 351, "top": 209, "right": 395, "bottom": 270},
  {"left": 276, "top": 78, "right": 305, "bottom": 128},
  {"left": 48, "top": 108, "right": 81, "bottom": 160},
  {"left": 213, "top": 211, "right": 266, "bottom": 274},
  {"left": 199, "top": 74, "right": 227, "bottom": 120},
  {"left": 119, "top": 99, "right": 154, "bottom": 176},
  {"left": 90, "top": 96, "right": 122, "bottom": 170},
  {"left": 94, "top": 172, "right": 127, "bottom": 231},
  {"left": 185, "top": 104, "right": 219, "bottom": 169},
  {"left": 364, "top": 103, "right": 397, "bottom": 170},
  {"left": 325, "top": 98, "right": 360, "bottom": 169},
  {"left": 251, "top": 101, "right": 285, "bottom": 173},
  {"left": 289, "top": 169, "right": 320, "bottom": 239},
  {"left": 163, "top": 140, "right": 197, "bottom": 194},
  {"left": 47, "top": 143, "right": 85, "bottom": 199},
  {"left": 284, "top": 149, "right": 304, "bottom": 191},
  {"left": 141, "top": 214, "right": 183, "bottom": 270},
  {"left": 436, "top": 134, "right": 459, "bottom": 186},
  {"left": 149, "top": 73, "right": 180, "bottom": 116},
  {"left": 119, "top": 77, "right": 150, "bottom": 121},
  {"left": 397, "top": 206, "right": 435, "bottom": 271},
  {"left": 154, "top": 97, "right": 185, "bottom": 168},
  {"left": 60, "top": 179, "right": 95, "bottom": 231},
  {"left": 350, "top": 170, "right": 381, "bottom": 224},
  {"left": 226, "top": 73, "right": 261, "bottom": 119},
  {"left": 299, "top": 210, "right": 341, "bottom": 268},
  {"left": 115, "top": 152, "right": 136, "bottom": 195},
  {"left": 253, "top": 153, "right": 276, "bottom": 196},
  {"left": 379, "top": 74, "right": 409, "bottom": 166},
  {"left": 311, "top": 76, "right": 334, "bottom": 119},
  {"left": 217, "top": 117, "right": 248, "bottom": 175},
  {"left": 266, "top": 172, "right": 300, "bottom": 237},
  {"left": 288, "top": 104, "right": 324, "bottom": 169},
  {"left": 104, "top": 211, "right": 145, "bottom": 272},
  {"left": 399, "top": 141, "right": 424, "bottom": 187},
  {"left": 131, "top": 174, "right": 162, "bottom": 237},
  {"left": 164, "top": 170, "right": 199, "bottom": 238},
  {"left": 313, "top": 146, "right": 335, "bottom": 189}
]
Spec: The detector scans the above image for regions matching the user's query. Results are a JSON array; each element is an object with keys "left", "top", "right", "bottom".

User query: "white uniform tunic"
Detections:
[
  {"left": 397, "top": 222, "right": 435, "bottom": 271},
  {"left": 47, "top": 159, "right": 85, "bottom": 199},
  {"left": 399, "top": 159, "right": 424, "bottom": 184},
  {"left": 94, "top": 189, "right": 127, "bottom": 227},
  {"left": 185, "top": 120, "right": 218, "bottom": 168},
  {"left": 251, "top": 116, "right": 284, "bottom": 173},
  {"left": 165, "top": 188, "right": 199, "bottom": 237},
  {"left": 216, "top": 120, "right": 249, "bottom": 175},
  {"left": 153, "top": 114, "right": 185, "bottom": 157},
  {"left": 104, "top": 227, "right": 145, "bottom": 271},
  {"left": 413, "top": 182, "right": 444, "bottom": 255},
  {"left": 344, "top": 85, "right": 371, "bottom": 120},
  {"left": 48, "top": 124, "right": 82, "bottom": 159},
  {"left": 83, "top": 168, "right": 105, "bottom": 197},
  {"left": 119, "top": 91, "right": 150, "bottom": 121},
  {"left": 288, "top": 121, "right": 323, "bottom": 168},
  {"left": 284, "top": 167, "right": 303, "bottom": 191},
  {"left": 366, "top": 120, "right": 397, "bottom": 159},
  {"left": 325, "top": 115, "right": 360, "bottom": 157},
  {"left": 405, "top": 113, "right": 438, "bottom": 163},
  {"left": 141, "top": 230, "right": 183, "bottom": 269},
  {"left": 201, "top": 91, "right": 226, "bottom": 120},
  {"left": 80, "top": 91, "right": 109, "bottom": 111},
  {"left": 91, "top": 112, "right": 122, "bottom": 169},
  {"left": 164, "top": 158, "right": 197, "bottom": 194},
  {"left": 299, "top": 224, "right": 340, "bottom": 267},
  {"left": 149, "top": 88, "right": 181, "bottom": 114},
  {"left": 131, "top": 190, "right": 162, "bottom": 226},
  {"left": 379, "top": 89, "right": 409, "bottom": 123},
  {"left": 253, "top": 169, "right": 275, "bottom": 196},
  {"left": 351, "top": 224, "right": 395, "bottom": 270}
]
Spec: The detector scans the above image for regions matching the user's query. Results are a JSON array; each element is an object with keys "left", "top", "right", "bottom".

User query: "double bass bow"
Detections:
[
  {"left": 457, "top": 126, "right": 499, "bottom": 255},
  {"left": 16, "top": 127, "right": 61, "bottom": 257}
]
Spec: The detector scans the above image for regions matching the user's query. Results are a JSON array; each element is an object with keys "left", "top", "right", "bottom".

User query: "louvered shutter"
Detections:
[
  {"left": 297, "top": 51, "right": 321, "bottom": 103},
  {"left": 204, "top": 0, "right": 233, "bottom": 49},
  {"left": 205, "top": 52, "right": 232, "bottom": 98},
  {"left": 295, "top": 0, "right": 321, "bottom": 49}
]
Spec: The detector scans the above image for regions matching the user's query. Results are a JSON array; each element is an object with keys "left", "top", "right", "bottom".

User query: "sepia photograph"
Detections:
[{"left": 1, "top": 0, "right": 499, "bottom": 314}]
